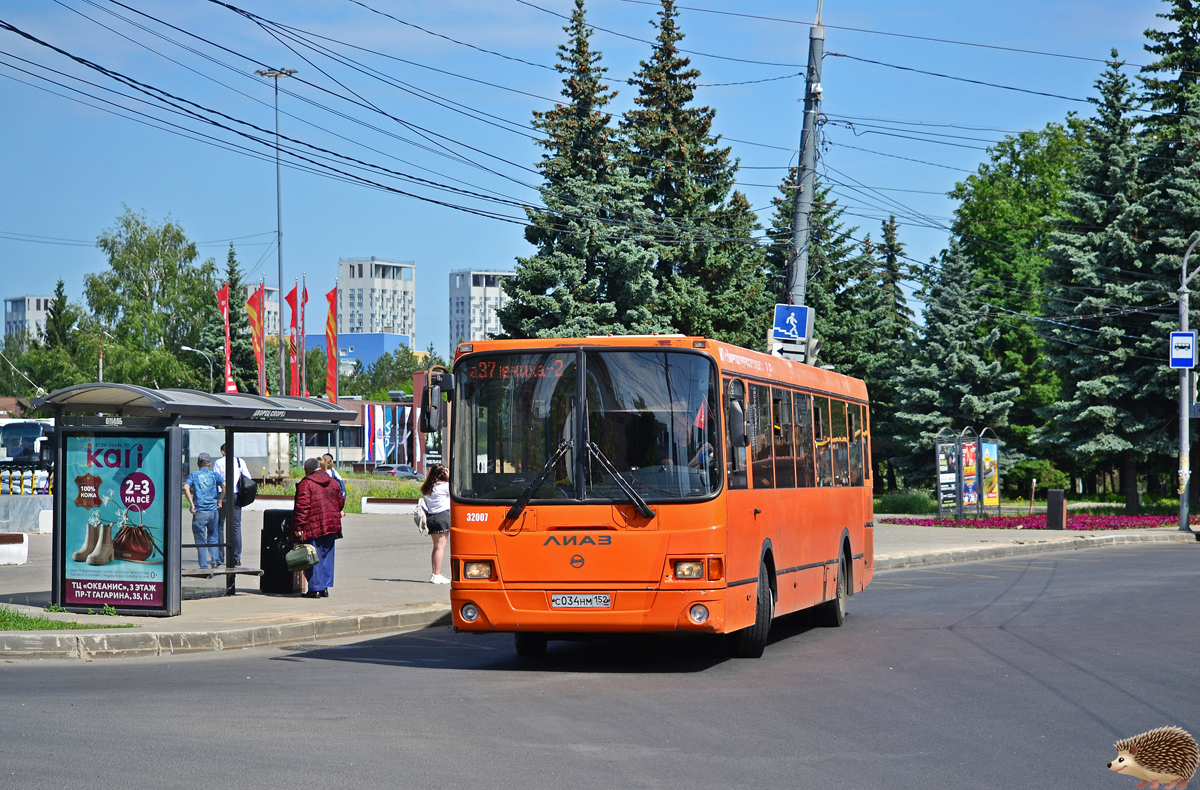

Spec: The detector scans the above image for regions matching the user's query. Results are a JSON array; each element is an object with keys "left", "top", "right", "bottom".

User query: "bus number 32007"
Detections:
[{"left": 465, "top": 512, "right": 488, "bottom": 522}]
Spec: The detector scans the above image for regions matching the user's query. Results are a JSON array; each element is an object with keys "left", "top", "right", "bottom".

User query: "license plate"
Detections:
[{"left": 551, "top": 593, "right": 611, "bottom": 609}]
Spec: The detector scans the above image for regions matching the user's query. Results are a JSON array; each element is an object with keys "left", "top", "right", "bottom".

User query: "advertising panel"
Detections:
[
  {"left": 62, "top": 433, "right": 167, "bottom": 610},
  {"left": 961, "top": 441, "right": 979, "bottom": 508},
  {"left": 981, "top": 442, "right": 1000, "bottom": 508},
  {"left": 936, "top": 441, "right": 958, "bottom": 511}
]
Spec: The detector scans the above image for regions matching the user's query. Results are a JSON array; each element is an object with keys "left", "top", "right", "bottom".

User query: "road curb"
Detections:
[
  {"left": 0, "top": 603, "right": 452, "bottom": 660},
  {"left": 874, "top": 530, "right": 1197, "bottom": 571}
]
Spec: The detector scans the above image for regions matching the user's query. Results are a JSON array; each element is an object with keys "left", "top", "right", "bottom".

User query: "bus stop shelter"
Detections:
[{"left": 32, "top": 383, "right": 355, "bottom": 616}]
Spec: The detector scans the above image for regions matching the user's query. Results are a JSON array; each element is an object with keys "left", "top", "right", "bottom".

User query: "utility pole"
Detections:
[
  {"left": 789, "top": 0, "right": 825, "bottom": 307},
  {"left": 255, "top": 67, "right": 296, "bottom": 397},
  {"left": 1178, "top": 234, "right": 1200, "bottom": 532}
]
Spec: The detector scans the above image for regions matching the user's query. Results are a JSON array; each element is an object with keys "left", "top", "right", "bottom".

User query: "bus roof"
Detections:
[{"left": 453, "top": 336, "right": 868, "bottom": 402}]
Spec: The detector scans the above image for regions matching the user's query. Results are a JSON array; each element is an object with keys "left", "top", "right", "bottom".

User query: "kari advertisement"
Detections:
[
  {"left": 961, "top": 441, "right": 979, "bottom": 507},
  {"left": 936, "top": 441, "right": 958, "bottom": 509},
  {"left": 982, "top": 442, "right": 1000, "bottom": 508},
  {"left": 63, "top": 435, "right": 166, "bottom": 608}
]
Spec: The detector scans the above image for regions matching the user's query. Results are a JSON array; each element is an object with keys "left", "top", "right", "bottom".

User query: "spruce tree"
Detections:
[
  {"left": 621, "top": 0, "right": 767, "bottom": 342},
  {"left": 1038, "top": 54, "right": 1149, "bottom": 511},
  {"left": 498, "top": 0, "right": 667, "bottom": 339},
  {"left": 878, "top": 216, "right": 916, "bottom": 341},
  {"left": 197, "top": 245, "right": 259, "bottom": 393},
  {"left": 891, "top": 243, "right": 1020, "bottom": 485},
  {"left": 43, "top": 279, "right": 78, "bottom": 353}
]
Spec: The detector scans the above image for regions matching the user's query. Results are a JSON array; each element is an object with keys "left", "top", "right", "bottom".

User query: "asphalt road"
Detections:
[{"left": 2, "top": 543, "right": 1197, "bottom": 790}]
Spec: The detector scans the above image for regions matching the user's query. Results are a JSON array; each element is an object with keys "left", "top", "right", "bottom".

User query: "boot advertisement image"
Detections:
[{"left": 63, "top": 434, "right": 166, "bottom": 609}]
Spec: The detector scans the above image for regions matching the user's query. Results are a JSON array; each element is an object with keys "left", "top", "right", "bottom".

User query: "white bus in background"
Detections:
[{"left": 180, "top": 427, "right": 290, "bottom": 481}]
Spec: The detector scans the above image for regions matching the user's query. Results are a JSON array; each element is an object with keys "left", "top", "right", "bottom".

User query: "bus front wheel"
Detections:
[
  {"left": 514, "top": 632, "right": 548, "bottom": 658},
  {"left": 727, "top": 562, "right": 773, "bottom": 659}
]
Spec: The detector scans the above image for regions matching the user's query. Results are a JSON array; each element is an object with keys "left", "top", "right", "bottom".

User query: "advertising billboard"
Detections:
[
  {"left": 60, "top": 432, "right": 171, "bottom": 612},
  {"left": 981, "top": 442, "right": 999, "bottom": 509},
  {"left": 936, "top": 441, "right": 958, "bottom": 513},
  {"left": 961, "top": 441, "right": 979, "bottom": 508}
]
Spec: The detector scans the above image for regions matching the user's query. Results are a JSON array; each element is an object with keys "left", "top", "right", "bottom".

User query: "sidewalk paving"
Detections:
[{"left": 0, "top": 511, "right": 1194, "bottom": 659}]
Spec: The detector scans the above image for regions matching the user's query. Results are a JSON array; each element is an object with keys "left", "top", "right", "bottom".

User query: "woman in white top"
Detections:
[{"left": 420, "top": 464, "right": 451, "bottom": 584}]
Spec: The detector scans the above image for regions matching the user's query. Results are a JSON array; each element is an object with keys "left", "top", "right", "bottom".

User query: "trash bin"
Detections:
[
  {"left": 1046, "top": 489, "right": 1066, "bottom": 530},
  {"left": 261, "top": 508, "right": 301, "bottom": 594}
]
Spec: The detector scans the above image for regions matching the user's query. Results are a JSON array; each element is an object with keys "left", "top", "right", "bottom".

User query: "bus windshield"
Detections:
[
  {"left": 0, "top": 423, "right": 47, "bottom": 464},
  {"left": 453, "top": 350, "right": 719, "bottom": 503}
]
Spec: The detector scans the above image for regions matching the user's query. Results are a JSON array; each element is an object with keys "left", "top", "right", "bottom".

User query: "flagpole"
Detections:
[
  {"left": 259, "top": 277, "right": 267, "bottom": 396},
  {"left": 301, "top": 272, "right": 307, "bottom": 397}
]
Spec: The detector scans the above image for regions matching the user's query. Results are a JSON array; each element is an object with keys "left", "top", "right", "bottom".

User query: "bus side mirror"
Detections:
[
  {"left": 729, "top": 400, "right": 749, "bottom": 447},
  {"left": 420, "top": 380, "right": 442, "bottom": 433}
]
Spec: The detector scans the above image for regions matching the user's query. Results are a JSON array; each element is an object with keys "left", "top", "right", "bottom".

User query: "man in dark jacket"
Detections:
[{"left": 293, "top": 457, "right": 345, "bottom": 598}]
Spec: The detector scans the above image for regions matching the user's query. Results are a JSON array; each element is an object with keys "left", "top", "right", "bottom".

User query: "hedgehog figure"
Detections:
[{"left": 1108, "top": 726, "right": 1199, "bottom": 790}]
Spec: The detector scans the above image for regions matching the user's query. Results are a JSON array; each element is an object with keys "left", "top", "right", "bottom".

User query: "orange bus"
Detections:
[{"left": 429, "top": 335, "right": 874, "bottom": 658}]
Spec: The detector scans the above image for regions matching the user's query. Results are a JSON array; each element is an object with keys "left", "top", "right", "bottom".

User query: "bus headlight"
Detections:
[
  {"left": 463, "top": 561, "right": 493, "bottom": 580},
  {"left": 460, "top": 603, "right": 480, "bottom": 622},
  {"left": 689, "top": 604, "right": 709, "bottom": 623},
  {"left": 674, "top": 560, "right": 704, "bottom": 579}
]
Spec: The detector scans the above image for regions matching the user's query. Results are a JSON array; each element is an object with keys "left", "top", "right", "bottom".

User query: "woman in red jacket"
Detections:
[{"left": 293, "top": 457, "right": 345, "bottom": 598}]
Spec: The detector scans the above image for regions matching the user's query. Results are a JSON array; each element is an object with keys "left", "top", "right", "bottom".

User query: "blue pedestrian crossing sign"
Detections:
[
  {"left": 772, "top": 304, "right": 814, "bottom": 342},
  {"left": 1171, "top": 331, "right": 1196, "bottom": 369}
]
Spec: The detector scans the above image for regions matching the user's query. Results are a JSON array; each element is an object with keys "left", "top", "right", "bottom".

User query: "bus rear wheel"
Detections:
[
  {"left": 514, "top": 632, "right": 547, "bottom": 658},
  {"left": 727, "top": 562, "right": 773, "bottom": 659},
  {"left": 816, "top": 553, "right": 847, "bottom": 628}
]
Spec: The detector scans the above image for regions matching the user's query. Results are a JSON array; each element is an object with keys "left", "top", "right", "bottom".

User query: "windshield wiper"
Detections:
[
  {"left": 587, "top": 441, "right": 654, "bottom": 519},
  {"left": 506, "top": 440, "right": 573, "bottom": 520}
]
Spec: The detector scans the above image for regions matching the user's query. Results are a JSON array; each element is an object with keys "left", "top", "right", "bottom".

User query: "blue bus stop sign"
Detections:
[
  {"left": 1171, "top": 331, "right": 1196, "bottom": 369},
  {"left": 772, "top": 305, "right": 813, "bottom": 342}
]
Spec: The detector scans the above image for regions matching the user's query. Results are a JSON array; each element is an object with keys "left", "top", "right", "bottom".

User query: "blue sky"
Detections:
[{"left": 0, "top": 0, "right": 1165, "bottom": 360}]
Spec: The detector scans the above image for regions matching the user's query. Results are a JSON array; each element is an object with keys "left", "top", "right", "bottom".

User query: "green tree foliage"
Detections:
[
  {"left": 498, "top": 0, "right": 668, "bottom": 339},
  {"left": 338, "top": 344, "right": 439, "bottom": 400},
  {"left": 891, "top": 244, "right": 1020, "bottom": 485},
  {"left": 1037, "top": 54, "right": 1150, "bottom": 510},
  {"left": 85, "top": 208, "right": 214, "bottom": 388},
  {"left": 619, "top": 0, "right": 769, "bottom": 343},
  {"left": 43, "top": 280, "right": 78, "bottom": 352},
  {"left": 947, "top": 121, "right": 1085, "bottom": 456}
]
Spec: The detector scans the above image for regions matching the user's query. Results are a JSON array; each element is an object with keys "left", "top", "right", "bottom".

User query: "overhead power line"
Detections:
[
  {"left": 614, "top": 0, "right": 1150, "bottom": 68},
  {"left": 828, "top": 53, "right": 1090, "bottom": 104}
]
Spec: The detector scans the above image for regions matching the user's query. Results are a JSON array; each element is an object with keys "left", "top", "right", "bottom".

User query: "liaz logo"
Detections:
[{"left": 543, "top": 534, "right": 612, "bottom": 546}]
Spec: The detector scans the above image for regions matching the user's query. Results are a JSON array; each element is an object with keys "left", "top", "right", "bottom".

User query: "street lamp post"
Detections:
[
  {"left": 182, "top": 345, "right": 214, "bottom": 392},
  {"left": 1179, "top": 235, "right": 1200, "bottom": 533},
  {"left": 254, "top": 66, "right": 297, "bottom": 399}
]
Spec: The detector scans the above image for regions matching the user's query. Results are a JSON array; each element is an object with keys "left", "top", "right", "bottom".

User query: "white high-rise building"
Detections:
[
  {"left": 4, "top": 295, "right": 52, "bottom": 339},
  {"left": 241, "top": 285, "right": 280, "bottom": 338},
  {"left": 449, "top": 270, "right": 513, "bottom": 348},
  {"left": 337, "top": 257, "right": 416, "bottom": 339}
]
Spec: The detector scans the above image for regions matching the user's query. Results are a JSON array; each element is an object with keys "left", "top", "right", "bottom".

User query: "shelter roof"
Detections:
[{"left": 32, "top": 383, "right": 355, "bottom": 430}]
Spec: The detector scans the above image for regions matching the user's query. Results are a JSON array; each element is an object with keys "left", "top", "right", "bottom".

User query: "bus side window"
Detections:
[
  {"left": 748, "top": 383, "right": 774, "bottom": 489},
  {"left": 862, "top": 405, "right": 872, "bottom": 483},
  {"left": 848, "top": 403, "right": 864, "bottom": 487},
  {"left": 814, "top": 396, "right": 832, "bottom": 487},
  {"left": 724, "top": 378, "right": 748, "bottom": 490},
  {"left": 773, "top": 388, "right": 796, "bottom": 488},
  {"left": 831, "top": 400, "right": 849, "bottom": 486},
  {"left": 794, "top": 392, "right": 814, "bottom": 487}
]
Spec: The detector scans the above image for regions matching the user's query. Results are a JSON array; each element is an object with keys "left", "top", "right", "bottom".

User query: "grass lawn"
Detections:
[{"left": 0, "top": 605, "right": 137, "bottom": 631}]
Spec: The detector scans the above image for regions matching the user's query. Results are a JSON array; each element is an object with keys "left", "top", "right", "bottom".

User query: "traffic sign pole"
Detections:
[{"left": 1178, "top": 234, "right": 1200, "bottom": 533}]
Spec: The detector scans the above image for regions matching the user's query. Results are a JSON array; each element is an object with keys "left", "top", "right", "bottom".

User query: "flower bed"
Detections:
[{"left": 885, "top": 514, "right": 1192, "bottom": 530}]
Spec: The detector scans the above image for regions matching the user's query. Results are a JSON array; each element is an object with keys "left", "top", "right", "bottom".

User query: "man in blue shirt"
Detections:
[{"left": 184, "top": 452, "right": 224, "bottom": 569}]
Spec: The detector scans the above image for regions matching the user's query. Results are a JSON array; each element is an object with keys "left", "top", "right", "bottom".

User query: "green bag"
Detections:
[{"left": 285, "top": 543, "right": 318, "bottom": 572}]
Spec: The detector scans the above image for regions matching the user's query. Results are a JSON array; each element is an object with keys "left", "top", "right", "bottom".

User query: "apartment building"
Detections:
[
  {"left": 338, "top": 257, "right": 415, "bottom": 339},
  {"left": 449, "top": 269, "right": 513, "bottom": 348},
  {"left": 4, "top": 295, "right": 52, "bottom": 339}
]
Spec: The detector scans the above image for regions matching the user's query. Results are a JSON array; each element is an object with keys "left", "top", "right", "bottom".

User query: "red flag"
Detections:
[
  {"left": 245, "top": 284, "right": 265, "bottom": 395},
  {"left": 301, "top": 285, "right": 309, "bottom": 397},
  {"left": 216, "top": 282, "right": 237, "bottom": 393},
  {"left": 284, "top": 285, "right": 299, "bottom": 396},
  {"left": 693, "top": 400, "right": 708, "bottom": 429},
  {"left": 325, "top": 287, "right": 337, "bottom": 405}
]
